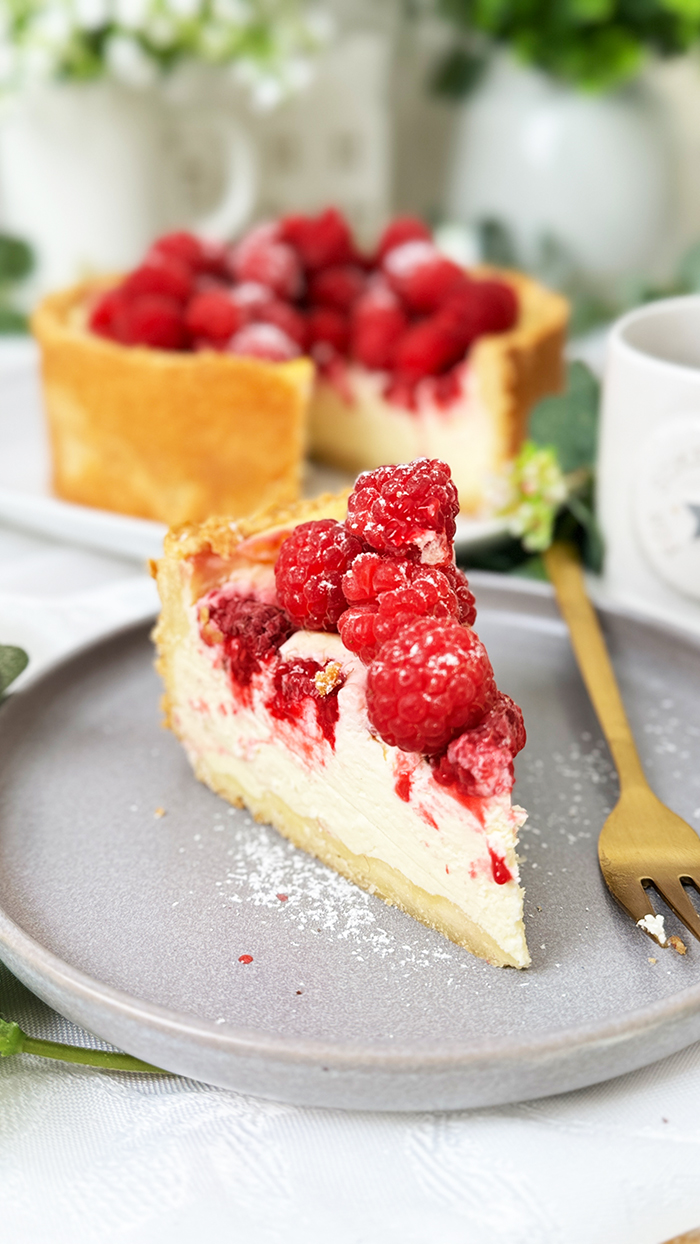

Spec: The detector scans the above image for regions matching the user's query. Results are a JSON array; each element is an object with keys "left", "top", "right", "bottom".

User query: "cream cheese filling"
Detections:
[{"left": 170, "top": 607, "right": 528, "bottom": 964}]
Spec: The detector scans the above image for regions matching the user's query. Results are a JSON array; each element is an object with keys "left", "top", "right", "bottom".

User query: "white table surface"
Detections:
[{"left": 1, "top": 400, "right": 700, "bottom": 1244}]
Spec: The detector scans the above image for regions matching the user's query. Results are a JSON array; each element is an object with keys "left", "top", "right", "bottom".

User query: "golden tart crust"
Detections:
[{"left": 32, "top": 279, "right": 314, "bottom": 527}]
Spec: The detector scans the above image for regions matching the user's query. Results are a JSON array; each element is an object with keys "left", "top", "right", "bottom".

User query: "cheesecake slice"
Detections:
[{"left": 153, "top": 460, "right": 530, "bottom": 967}]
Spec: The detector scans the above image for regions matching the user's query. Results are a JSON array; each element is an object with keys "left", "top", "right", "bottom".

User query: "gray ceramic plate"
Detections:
[{"left": 1, "top": 575, "right": 700, "bottom": 1111}]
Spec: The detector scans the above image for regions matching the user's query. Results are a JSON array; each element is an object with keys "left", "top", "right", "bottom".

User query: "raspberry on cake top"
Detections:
[{"left": 154, "top": 458, "right": 530, "bottom": 968}]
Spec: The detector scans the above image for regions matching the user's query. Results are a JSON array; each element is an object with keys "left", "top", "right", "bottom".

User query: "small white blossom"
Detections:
[
  {"left": 105, "top": 32, "right": 157, "bottom": 86},
  {"left": 113, "top": 0, "right": 152, "bottom": 29},
  {"left": 73, "top": 0, "right": 112, "bottom": 30},
  {"left": 0, "top": 0, "right": 329, "bottom": 101}
]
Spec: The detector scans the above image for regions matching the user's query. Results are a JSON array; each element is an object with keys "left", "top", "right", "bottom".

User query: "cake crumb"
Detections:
[
  {"left": 648, "top": 957, "right": 657, "bottom": 965},
  {"left": 669, "top": 935, "right": 687, "bottom": 955},
  {"left": 314, "top": 661, "right": 343, "bottom": 697},
  {"left": 637, "top": 913, "right": 667, "bottom": 945},
  {"left": 154, "top": 807, "right": 166, "bottom": 819}
]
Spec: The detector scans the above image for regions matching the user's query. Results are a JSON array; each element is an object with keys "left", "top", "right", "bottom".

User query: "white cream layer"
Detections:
[
  {"left": 309, "top": 363, "right": 499, "bottom": 515},
  {"left": 170, "top": 605, "right": 528, "bottom": 966}
]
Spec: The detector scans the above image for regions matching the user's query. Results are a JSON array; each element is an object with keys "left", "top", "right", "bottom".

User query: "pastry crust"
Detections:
[
  {"left": 32, "top": 280, "right": 314, "bottom": 527},
  {"left": 308, "top": 267, "right": 569, "bottom": 515}
]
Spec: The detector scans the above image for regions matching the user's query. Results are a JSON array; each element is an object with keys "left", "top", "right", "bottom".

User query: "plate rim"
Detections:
[{"left": 2, "top": 576, "right": 700, "bottom": 1080}]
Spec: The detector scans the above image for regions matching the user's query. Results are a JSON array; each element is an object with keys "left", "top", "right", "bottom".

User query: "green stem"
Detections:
[{"left": 1, "top": 1017, "right": 165, "bottom": 1074}]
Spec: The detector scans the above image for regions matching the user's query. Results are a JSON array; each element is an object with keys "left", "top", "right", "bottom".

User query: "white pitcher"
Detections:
[
  {"left": 0, "top": 76, "right": 257, "bottom": 298},
  {"left": 446, "top": 54, "right": 677, "bottom": 289}
]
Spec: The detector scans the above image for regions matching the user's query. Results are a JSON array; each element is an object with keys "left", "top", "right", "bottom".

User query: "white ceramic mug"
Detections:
[
  {"left": 598, "top": 296, "right": 700, "bottom": 631},
  {"left": 0, "top": 79, "right": 256, "bottom": 298}
]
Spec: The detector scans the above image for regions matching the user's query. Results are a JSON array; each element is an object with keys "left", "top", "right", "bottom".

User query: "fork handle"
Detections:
[{"left": 543, "top": 542, "right": 647, "bottom": 791}]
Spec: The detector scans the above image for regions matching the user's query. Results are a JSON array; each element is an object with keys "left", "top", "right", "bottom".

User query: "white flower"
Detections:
[
  {"left": 73, "top": 0, "right": 112, "bottom": 30},
  {"left": 212, "top": 0, "right": 252, "bottom": 22},
  {"left": 113, "top": 0, "right": 152, "bottom": 31},
  {"left": 164, "top": 0, "right": 203, "bottom": 19},
  {"left": 105, "top": 32, "right": 157, "bottom": 86},
  {"left": 32, "top": 7, "right": 74, "bottom": 47},
  {"left": 145, "top": 14, "right": 177, "bottom": 47}
]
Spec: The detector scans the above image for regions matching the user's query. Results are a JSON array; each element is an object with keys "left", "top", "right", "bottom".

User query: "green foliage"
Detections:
[
  {"left": 0, "top": 232, "right": 34, "bottom": 335},
  {"left": 529, "top": 361, "right": 599, "bottom": 473},
  {"left": 0, "top": 645, "right": 28, "bottom": 696},
  {"left": 0, "top": 233, "right": 33, "bottom": 283},
  {"left": 460, "top": 363, "right": 604, "bottom": 576},
  {"left": 435, "top": 0, "right": 700, "bottom": 92}
]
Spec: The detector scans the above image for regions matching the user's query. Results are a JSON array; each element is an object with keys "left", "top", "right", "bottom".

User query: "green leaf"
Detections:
[
  {"left": 0, "top": 233, "right": 34, "bottom": 283},
  {"left": 528, "top": 361, "right": 600, "bottom": 474},
  {"left": 0, "top": 306, "right": 29, "bottom": 334},
  {"left": 0, "top": 645, "right": 28, "bottom": 695},
  {"left": 476, "top": 217, "right": 520, "bottom": 268},
  {"left": 430, "top": 47, "right": 488, "bottom": 98}
]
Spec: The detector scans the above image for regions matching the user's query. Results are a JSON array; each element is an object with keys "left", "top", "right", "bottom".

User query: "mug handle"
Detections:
[{"left": 192, "top": 114, "right": 257, "bottom": 242}]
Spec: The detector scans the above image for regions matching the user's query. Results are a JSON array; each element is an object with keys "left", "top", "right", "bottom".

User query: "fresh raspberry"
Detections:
[
  {"left": 228, "top": 322, "right": 301, "bottom": 362},
  {"left": 229, "top": 281, "right": 274, "bottom": 318},
  {"left": 431, "top": 692, "right": 526, "bottom": 797},
  {"left": 203, "top": 593, "right": 295, "bottom": 687},
  {"left": 120, "top": 295, "right": 188, "bottom": 350},
  {"left": 346, "top": 459, "right": 459, "bottom": 564},
  {"left": 275, "top": 519, "right": 363, "bottom": 631},
  {"left": 89, "top": 287, "right": 129, "bottom": 341},
  {"left": 342, "top": 552, "right": 412, "bottom": 603},
  {"left": 307, "top": 306, "right": 349, "bottom": 356},
  {"left": 441, "top": 563, "right": 477, "bottom": 626},
  {"left": 394, "top": 317, "right": 465, "bottom": 380},
  {"left": 377, "top": 216, "right": 432, "bottom": 261},
  {"left": 309, "top": 265, "right": 366, "bottom": 311},
  {"left": 193, "top": 273, "right": 229, "bottom": 295},
  {"left": 366, "top": 618, "right": 497, "bottom": 755},
  {"left": 148, "top": 231, "right": 207, "bottom": 272},
  {"left": 184, "top": 290, "right": 244, "bottom": 344},
  {"left": 256, "top": 299, "right": 307, "bottom": 349},
  {"left": 383, "top": 241, "right": 468, "bottom": 314},
  {"left": 279, "top": 207, "right": 354, "bottom": 270},
  {"left": 123, "top": 255, "right": 193, "bottom": 305},
  {"left": 339, "top": 566, "right": 460, "bottom": 664},
  {"left": 351, "top": 303, "right": 408, "bottom": 370},
  {"left": 232, "top": 222, "right": 303, "bottom": 300},
  {"left": 438, "top": 280, "right": 518, "bottom": 346},
  {"left": 350, "top": 279, "right": 408, "bottom": 370},
  {"left": 267, "top": 656, "right": 345, "bottom": 747}
]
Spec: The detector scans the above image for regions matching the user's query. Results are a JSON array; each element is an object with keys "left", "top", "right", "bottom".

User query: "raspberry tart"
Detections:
[
  {"left": 153, "top": 458, "right": 530, "bottom": 968},
  {"left": 34, "top": 210, "right": 566, "bottom": 526}
]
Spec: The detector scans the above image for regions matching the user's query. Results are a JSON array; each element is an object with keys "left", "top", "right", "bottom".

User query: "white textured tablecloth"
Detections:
[{"left": 2, "top": 513, "right": 700, "bottom": 1244}]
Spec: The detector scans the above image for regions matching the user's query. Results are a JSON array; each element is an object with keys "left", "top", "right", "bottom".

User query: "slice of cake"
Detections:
[{"left": 153, "top": 458, "right": 530, "bottom": 968}]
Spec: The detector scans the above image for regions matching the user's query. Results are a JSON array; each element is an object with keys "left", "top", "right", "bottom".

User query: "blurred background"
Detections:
[{"left": 5, "top": 0, "right": 700, "bottom": 330}]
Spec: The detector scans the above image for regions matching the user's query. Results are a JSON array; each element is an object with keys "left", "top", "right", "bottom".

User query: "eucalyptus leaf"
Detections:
[
  {"left": 0, "top": 645, "right": 28, "bottom": 696},
  {"left": 528, "top": 361, "right": 600, "bottom": 474}
]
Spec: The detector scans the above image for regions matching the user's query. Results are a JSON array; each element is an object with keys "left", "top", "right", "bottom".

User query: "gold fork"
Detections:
[{"left": 543, "top": 542, "right": 700, "bottom": 948}]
